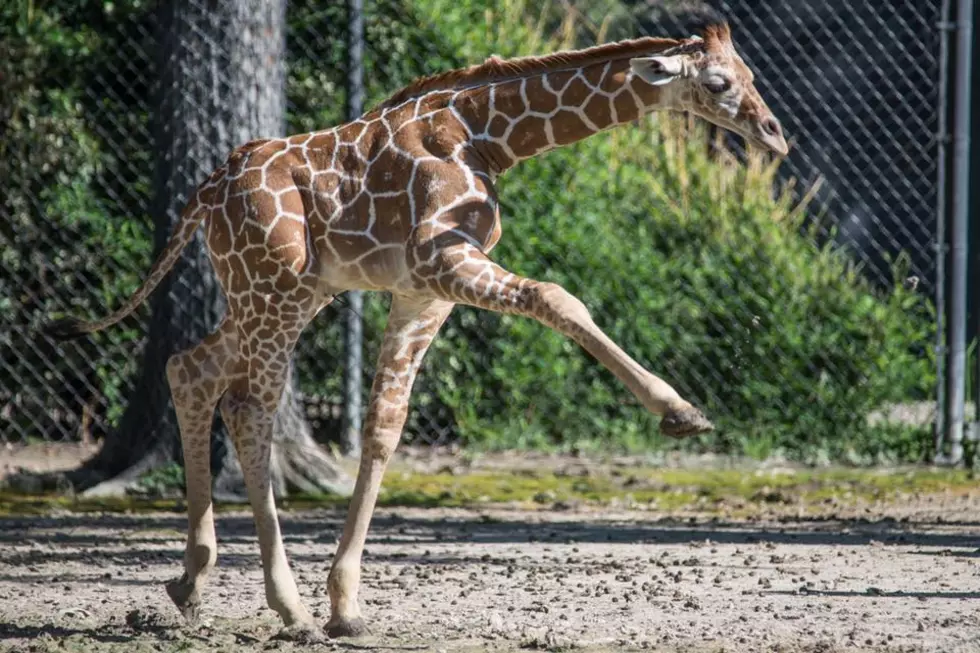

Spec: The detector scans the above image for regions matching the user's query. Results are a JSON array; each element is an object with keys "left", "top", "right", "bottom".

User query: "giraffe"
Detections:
[{"left": 45, "top": 22, "right": 788, "bottom": 641}]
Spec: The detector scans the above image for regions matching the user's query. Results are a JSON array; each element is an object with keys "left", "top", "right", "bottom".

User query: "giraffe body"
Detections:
[{"left": 46, "top": 23, "right": 787, "bottom": 640}]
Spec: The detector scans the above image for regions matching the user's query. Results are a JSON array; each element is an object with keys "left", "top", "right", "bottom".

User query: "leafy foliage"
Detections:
[
  {"left": 2, "top": 0, "right": 936, "bottom": 462},
  {"left": 419, "top": 119, "right": 934, "bottom": 462},
  {"left": 1, "top": 0, "right": 153, "bottom": 439}
]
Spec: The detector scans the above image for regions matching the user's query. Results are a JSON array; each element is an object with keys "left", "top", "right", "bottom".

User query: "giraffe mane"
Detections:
[{"left": 372, "top": 33, "right": 711, "bottom": 112}]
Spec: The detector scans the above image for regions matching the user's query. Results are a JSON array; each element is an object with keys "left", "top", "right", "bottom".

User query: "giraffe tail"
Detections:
[{"left": 43, "top": 194, "right": 212, "bottom": 341}]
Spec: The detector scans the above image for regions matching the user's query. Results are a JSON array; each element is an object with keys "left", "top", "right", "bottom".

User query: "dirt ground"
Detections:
[{"left": 1, "top": 447, "right": 979, "bottom": 653}]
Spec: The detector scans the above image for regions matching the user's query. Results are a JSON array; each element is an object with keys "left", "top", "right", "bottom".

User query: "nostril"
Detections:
[{"left": 762, "top": 117, "right": 781, "bottom": 136}]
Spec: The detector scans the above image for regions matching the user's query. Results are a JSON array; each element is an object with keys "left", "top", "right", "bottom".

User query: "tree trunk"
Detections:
[{"left": 50, "top": 0, "right": 352, "bottom": 500}]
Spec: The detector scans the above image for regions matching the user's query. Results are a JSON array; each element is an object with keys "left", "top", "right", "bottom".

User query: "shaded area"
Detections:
[
  {"left": 767, "top": 589, "right": 980, "bottom": 600},
  {"left": 0, "top": 624, "right": 131, "bottom": 645},
  {"left": 1, "top": 509, "right": 978, "bottom": 572}
]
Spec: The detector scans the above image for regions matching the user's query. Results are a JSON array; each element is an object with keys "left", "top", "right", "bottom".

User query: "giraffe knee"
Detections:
[{"left": 362, "top": 427, "right": 402, "bottom": 465}]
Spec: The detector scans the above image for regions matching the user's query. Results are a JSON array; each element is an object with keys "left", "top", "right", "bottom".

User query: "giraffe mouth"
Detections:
[
  {"left": 750, "top": 115, "right": 789, "bottom": 156},
  {"left": 697, "top": 113, "right": 789, "bottom": 157},
  {"left": 752, "top": 132, "right": 789, "bottom": 157}
]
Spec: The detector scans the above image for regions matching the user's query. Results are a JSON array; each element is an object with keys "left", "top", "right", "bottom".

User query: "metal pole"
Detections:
[
  {"left": 945, "top": 0, "right": 974, "bottom": 464},
  {"left": 974, "top": 191, "right": 980, "bottom": 443},
  {"left": 935, "top": 0, "right": 952, "bottom": 460},
  {"left": 972, "top": 4, "right": 980, "bottom": 449},
  {"left": 974, "top": 331, "right": 980, "bottom": 442},
  {"left": 343, "top": 0, "right": 365, "bottom": 456}
]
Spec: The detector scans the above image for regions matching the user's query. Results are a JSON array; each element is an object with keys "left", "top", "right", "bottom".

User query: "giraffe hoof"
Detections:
[
  {"left": 660, "top": 405, "right": 714, "bottom": 438},
  {"left": 325, "top": 616, "right": 370, "bottom": 639},
  {"left": 165, "top": 576, "right": 201, "bottom": 624},
  {"left": 274, "top": 621, "right": 327, "bottom": 644}
]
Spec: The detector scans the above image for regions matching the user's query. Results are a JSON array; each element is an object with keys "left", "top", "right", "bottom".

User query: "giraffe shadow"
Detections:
[
  {"left": 1, "top": 510, "right": 978, "bottom": 565},
  {"left": 0, "top": 622, "right": 132, "bottom": 644},
  {"left": 764, "top": 589, "right": 980, "bottom": 600}
]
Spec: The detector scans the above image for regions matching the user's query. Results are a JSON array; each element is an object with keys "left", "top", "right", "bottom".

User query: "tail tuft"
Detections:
[{"left": 42, "top": 317, "right": 90, "bottom": 341}]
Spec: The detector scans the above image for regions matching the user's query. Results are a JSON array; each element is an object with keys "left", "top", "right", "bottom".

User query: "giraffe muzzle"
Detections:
[{"left": 755, "top": 115, "right": 789, "bottom": 156}]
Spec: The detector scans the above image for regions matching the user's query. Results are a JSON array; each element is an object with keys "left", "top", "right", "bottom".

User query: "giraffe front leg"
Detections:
[
  {"left": 421, "top": 244, "right": 713, "bottom": 437},
  {"left": 326, "top": 296, "right": 454, "bottom": 638}
]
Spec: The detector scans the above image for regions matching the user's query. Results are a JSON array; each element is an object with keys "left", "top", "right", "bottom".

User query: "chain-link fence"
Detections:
[{"left": 1, "top": 0, "right": 954, "bottom": 462}]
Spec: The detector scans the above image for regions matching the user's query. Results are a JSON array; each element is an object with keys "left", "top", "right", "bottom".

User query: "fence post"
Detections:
[
  {"left": 971, "top": 5, "right": 980, "bottom": 450},
  {"left": 934, "top": 0, "right": 952, "bottom": 460},
  {"left": 943, "top": 0, "right": 974, "bottom": 464},
  {"left": 342, "top": 0, "right": 365, "bottom": 457}
]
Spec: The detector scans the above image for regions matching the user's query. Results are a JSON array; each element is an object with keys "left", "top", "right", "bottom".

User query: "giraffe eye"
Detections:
[{"left": 704, "top": 77, "right": 732, "bottom": 94}]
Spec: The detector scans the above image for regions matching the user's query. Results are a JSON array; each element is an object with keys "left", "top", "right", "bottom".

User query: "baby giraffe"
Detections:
[{"left": 47, "top": 22, "right": 787, "bottom": 641}]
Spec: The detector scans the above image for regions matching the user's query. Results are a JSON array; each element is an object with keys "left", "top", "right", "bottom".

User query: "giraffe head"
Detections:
[{"left": 630, "top": 23, "right": 788, "bottom": 156}]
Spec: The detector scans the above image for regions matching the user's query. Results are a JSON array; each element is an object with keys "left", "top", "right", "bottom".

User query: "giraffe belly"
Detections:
[{"left": 316, "top": 233, "right": 412, "bottom": 293}]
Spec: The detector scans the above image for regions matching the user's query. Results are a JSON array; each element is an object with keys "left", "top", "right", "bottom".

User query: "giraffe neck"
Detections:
[{"left": 454, "top": 58, "right": 674, "bottom": 173}]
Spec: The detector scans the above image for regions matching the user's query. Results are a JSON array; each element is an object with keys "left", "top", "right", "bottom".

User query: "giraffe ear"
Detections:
[{"left": 630, "top": 55, "right": 686, "bottom": 86}]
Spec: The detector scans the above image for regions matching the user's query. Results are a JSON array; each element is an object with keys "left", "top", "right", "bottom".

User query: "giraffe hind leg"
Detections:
[
  {"left": 164, "top": 319, "right": 239, "bottom": 623},
  {"left": 218, "top": 308, "right": 323, "bottom": 642}
]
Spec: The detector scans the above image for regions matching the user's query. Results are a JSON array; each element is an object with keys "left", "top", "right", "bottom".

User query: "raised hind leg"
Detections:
[
  {"left": 164, "top": 319, "right": 239, "bottom": 623},
  {"left": 218, "top": 305, "right": 322, "bottom": 642},
  {"left": 327, "top": 295, "right": 454, "bottom": 637}
]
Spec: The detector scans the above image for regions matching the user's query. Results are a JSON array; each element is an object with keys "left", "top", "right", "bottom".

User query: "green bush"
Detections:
[
  {"left": 0, "top": 0, "right": 153, "bottom": 439},
  {"left": 413, "top": 118, "right": 935, "bottom": 462}
]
